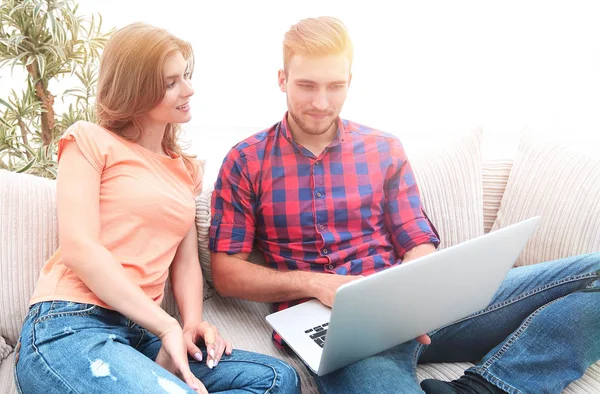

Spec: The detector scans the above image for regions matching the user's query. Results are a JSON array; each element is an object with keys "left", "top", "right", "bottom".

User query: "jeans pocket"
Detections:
[{"left": 35, "top": 301, "right": 99, "bottom": 324}]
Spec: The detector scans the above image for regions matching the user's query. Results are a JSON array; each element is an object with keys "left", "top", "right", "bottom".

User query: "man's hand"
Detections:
[
  {"left": 309, "top": 273, "right": 432, "bottom": 345},
  {"left": 415, "top": 334, "right": 431, "bottom": 345},
  {"left": 309, "top": 273, "right": 364, "bottom": 307},
  {"left": 183, "top": 321, "right": 233, "bottom": 369}
]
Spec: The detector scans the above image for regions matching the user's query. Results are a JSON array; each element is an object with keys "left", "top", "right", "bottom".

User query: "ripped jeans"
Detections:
[{"left": 14, "top": 301, "right": 301, "bottom": 394}]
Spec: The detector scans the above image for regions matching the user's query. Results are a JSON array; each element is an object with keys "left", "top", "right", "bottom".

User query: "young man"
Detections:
[{"left": 209, "top": 16, "right": 600, "bottom": 394}]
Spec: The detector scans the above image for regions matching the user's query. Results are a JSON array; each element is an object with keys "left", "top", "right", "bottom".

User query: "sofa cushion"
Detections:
[
  {"left": 0, "top": 337, "right": 11, "bottom": 364},
  {"left": 198, "top": 128, "right": 485, "bottom": 284},
  {"left": 482, "top": 160, "right": 513, "bottom": 233},
  {"left": 406, "top": 128, "right": 484, "bottom": 250},
  {"left": 491, "top": 134, "right": 600, "bottom": 266},
  {"left": 0, "top": 170, "right": 58, "bottom": 346},
  {"left": 0, "top": 352, "right": 18, "bottom": 394}
]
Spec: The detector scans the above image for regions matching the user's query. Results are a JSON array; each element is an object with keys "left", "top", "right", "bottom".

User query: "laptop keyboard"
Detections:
[{"left": 304, "top": 322, "right": 329, "bottom": 348}]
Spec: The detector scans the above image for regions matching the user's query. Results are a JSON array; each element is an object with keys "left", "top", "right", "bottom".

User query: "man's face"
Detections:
[{"left": 279, "top": 54, "right": 352, "bottom": 137}]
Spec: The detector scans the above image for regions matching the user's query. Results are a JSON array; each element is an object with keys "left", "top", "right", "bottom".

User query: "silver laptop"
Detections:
[{"left": 266, "top": 216, "right": 541, "bottom": 376}]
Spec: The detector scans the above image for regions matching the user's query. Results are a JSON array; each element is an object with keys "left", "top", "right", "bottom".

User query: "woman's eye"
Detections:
[{"left": 167, "top": 81, "right": 176, "bottom": 88}]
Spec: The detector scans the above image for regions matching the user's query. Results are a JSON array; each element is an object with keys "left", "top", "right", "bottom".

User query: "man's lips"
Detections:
[{"left": 307, "top": 113, "right": 329, "bottom": 119}]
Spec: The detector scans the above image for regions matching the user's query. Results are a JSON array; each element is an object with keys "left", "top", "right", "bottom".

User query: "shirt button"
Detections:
[
  {"left": 315, "top": 160, "right": 320, "bottom": 165},
  {"left": 318, "top": 224, "right": 325, "bottom": 230},
  {"left": 326, "top": 264, "right": 334, "bottom": 270},
  {"left": 322, "top": 248, "right": 328, "bottom": 255},
  {"left": 316, "top": 192, "right": 322, "bottom": 198}
]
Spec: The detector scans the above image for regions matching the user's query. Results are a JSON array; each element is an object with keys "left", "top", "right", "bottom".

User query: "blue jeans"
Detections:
[
  {"left": 314, "top": 252, "right": 600, "bottom": 394},
  {"left": 14, "top": 301, "right": 301, "bottom": 394}
]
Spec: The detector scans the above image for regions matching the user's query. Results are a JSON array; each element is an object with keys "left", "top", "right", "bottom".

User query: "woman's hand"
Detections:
[
  {"left": 155, "top": 324, "right": 207, "bottom": 394},
  {"left": 183, "top": 321, "right": 233, "bottom": 369}
]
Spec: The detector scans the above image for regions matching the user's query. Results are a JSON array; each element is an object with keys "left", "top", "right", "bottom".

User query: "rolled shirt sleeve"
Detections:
[
  {"left": 384, "top": 139, "right": 440, "bottom": 258},
  {"left": 210, "top": 147, "right": 257, "bottom": 254}
]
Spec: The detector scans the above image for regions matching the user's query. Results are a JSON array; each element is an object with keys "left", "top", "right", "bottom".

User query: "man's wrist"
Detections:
[{"left": 299, "top": 270, "right": 324, "bottom": 300}]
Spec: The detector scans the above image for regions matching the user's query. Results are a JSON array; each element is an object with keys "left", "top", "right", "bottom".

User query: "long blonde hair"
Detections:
[
  {"left": 283, "top": 16, "right": 354, "bottom": 72},
  {"left": 96, "top": 22, "right": 197, "bottom": 173}
]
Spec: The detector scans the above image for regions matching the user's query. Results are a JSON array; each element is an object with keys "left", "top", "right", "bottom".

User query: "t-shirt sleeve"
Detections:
[{"left": 57, "top": 121, "right": 108, "bottom": 174}]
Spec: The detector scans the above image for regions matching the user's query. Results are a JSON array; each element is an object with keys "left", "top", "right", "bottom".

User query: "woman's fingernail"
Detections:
[
  {"left": 209, "top": 349, "right": 215, "bottom": 358},
  {"left": 208, "top": 359, "right": 214, "bottom": 369},
  {"left": 194, "top": 352, "right": 202, "bottom": 361}
]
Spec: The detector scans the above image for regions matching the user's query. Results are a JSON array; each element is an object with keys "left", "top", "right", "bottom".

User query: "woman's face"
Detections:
[{"left": 145, "top": 52, "right": 194, "bottom": 125}]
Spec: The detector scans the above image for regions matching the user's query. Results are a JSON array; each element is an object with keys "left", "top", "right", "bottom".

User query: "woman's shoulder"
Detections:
[
  {"left": 62, "top": 121, "right": 115, "bottom": 142},
  {"left": 184, "top": 157, "right": 205, "bottom": 196},
  {"left": 58, "top": 121, "right": 126, "bottom": 172}
]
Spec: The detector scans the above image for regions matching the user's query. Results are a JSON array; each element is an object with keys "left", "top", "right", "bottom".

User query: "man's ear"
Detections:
[{"left": 278, "top": 69, "right": 287, "bottom": 92}]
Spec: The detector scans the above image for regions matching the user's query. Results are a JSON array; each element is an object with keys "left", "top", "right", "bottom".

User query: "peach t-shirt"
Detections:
[{"left": 30, "top": 121, "right": 203, "bottom": 308}]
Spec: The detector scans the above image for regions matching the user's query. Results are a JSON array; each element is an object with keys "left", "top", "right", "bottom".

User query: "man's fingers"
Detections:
[{"left": 416, "top": 334, "right": 431, "bottom": 345}]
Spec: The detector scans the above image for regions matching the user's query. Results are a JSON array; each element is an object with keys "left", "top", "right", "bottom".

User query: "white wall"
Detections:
[{"left": 3, "top": 0, "right": 600, "bottom": 184}]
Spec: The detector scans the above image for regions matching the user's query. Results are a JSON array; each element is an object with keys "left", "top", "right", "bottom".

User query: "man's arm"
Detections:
[
  {"left": 210, "top": 146, "right": 360, "bottom": 307},
  {"left": 384, "top": 139, "right": 440, "bottom": 258},
  {"left": 211, "top": 251, "right": 359, "bottom": 307},
  {"left": 403, "top": 243, "right": 437, "bottom": 262}
]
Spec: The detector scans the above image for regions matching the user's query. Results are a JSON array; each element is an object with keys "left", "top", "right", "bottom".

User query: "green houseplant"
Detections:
[{"left": 0, "top": 0, "right": 113, "bottom": 178}]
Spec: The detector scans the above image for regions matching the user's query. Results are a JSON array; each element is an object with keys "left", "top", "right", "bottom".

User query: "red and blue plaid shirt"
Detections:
[{"left": 210, "top": 114, "right": 440, "bottom": 345}]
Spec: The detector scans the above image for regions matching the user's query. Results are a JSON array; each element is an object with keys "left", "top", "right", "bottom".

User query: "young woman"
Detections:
[{"left": 14, "top": 22, "right": 300, "bottom": 394}]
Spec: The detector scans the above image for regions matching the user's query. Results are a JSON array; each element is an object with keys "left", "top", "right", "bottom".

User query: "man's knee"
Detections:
[
  {"left": 271, "top": 359, "right": 301, "bottom": 394},
  {"left": 246, "top": 358, "right": 301, "bottom": 394}
]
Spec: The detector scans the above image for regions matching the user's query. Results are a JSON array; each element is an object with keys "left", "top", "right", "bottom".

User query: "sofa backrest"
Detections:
[{"left": 0, "top": 160, "right": 512, "bottom": 346}]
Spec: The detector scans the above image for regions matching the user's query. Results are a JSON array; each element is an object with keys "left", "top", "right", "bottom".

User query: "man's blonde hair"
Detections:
[{"left": 283, "top": 16, "right": 353, "bottom": 72}]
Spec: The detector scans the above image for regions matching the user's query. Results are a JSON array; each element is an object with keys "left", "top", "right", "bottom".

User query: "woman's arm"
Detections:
[
  {"left": 170, "top": 219, "right": 233, "bottom": 368},
  {"left": 170, "top": 224, "right": 204, "bottom": 328},
  {"left": 57, "top": 141, "right": 178, "bottom": 336}
]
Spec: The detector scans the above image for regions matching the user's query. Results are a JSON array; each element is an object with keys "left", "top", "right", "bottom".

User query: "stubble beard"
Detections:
[{"left": 288, "top": 103, "right": 338, "bottom": 137}]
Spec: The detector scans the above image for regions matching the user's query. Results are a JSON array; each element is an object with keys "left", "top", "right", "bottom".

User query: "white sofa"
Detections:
[{"left": 1, "top": 128, "right": 599, "bottom": 393}]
